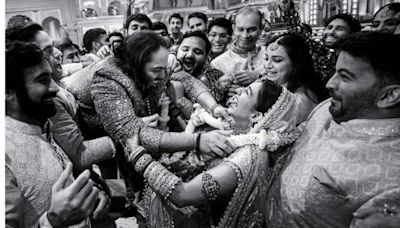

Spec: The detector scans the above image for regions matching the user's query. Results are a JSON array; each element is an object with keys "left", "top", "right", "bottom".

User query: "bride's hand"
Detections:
[{"left": 199, "top": 130, "right": 234, "bottom": 158}]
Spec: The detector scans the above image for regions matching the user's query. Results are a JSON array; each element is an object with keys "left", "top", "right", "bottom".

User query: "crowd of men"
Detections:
[{"left": 5, "top": 2, "right": 400, "bottom": 228}]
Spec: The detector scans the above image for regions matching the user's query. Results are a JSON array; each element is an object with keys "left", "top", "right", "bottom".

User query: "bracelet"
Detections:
[
  {"left": 201, "top": 172, "right": 220, "bottom": 201},
  {"left": 128, "top": 146, "right": 146, "bottom": 166},
  {"left": 143, "top": 161, "right": 182, "bottom": 199},
  {"left": 210, "top": 103, "right": 221, "bottom": 115},
  {"left": 134, "top": 153, "right": 153, "bottom": 174},
  {"left": 195, "top": 133, "right": 201, "bottom": 153}
]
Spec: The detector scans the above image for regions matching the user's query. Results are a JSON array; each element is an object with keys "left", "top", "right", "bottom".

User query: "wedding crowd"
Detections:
[{"left": 5, "top": 2, "right": 400, "bottom": 228}]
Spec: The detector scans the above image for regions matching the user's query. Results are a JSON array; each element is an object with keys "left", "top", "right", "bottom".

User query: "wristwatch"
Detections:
[{"left": 176, "top": 97, "right": 189, "bottom": 109}]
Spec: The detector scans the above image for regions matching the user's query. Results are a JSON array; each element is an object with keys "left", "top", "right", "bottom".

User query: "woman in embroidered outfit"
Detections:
[
  {"left": 126, "top": 80, "right": 302, "bottom": 227},
  {"left": 263, "top": 33, "right": 329, "bottom": 123}
]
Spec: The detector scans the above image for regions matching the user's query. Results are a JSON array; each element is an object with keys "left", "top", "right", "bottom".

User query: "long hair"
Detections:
[
  {"left": 114, "top": 31, "right": 167, "bottom": 90},
  {"left": 256, "top": 79, "right": 282, "bottom": 113},
  {"left": 268, "top": 33, "right": 328, "bottom": 102}
]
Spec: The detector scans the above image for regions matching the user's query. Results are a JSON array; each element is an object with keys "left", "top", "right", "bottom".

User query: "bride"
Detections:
[{"left": 126, "top": 79, "right": 301, "bottom": 227}]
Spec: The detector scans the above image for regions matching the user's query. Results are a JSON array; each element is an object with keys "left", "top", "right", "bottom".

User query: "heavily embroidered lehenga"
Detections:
[{"left": 139, "top": 86, "right": 301, "bottom": 228}]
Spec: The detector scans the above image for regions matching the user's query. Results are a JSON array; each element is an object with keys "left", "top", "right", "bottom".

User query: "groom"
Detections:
[{"left": 265, "top": 32, "right": 400, "bottom": 227}]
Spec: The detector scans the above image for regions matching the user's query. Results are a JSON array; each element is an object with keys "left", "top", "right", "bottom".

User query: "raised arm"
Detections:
[{"left": 51, "top": 94, "right": 115, "bottom": 171}]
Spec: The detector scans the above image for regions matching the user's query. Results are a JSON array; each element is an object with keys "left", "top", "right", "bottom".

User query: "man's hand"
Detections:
[
  {"left": 141, "top": 114, "right": 159, "bottom": 127},
  {"left": 96, "top": 45, "right": 112, "bottom": 59},
  {"left": 234, "top": 70, "right": 258, "bottom": 86},
  {"left": 213, "top": 105, "right": 230, "bottom": 121},
  {"left": 168, "top": 53, "right": 182, "bottom": 74},
  {"left": 92, "top": 189, "right": 111, "bottom": 220},
  {"left": 199, "top": 130, "right": 234, "bottom": 158},
  {"left": 352, "top": 205, "right": 400, "bottom": 228},
  {"left": 47, "top": 163, "right": 99, "bottom": 227},
  {"left": 227, "top": 84, "right": 241, "bottom": 98}
]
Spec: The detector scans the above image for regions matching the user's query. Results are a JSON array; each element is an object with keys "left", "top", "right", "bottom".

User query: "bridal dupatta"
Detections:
[{"left": 141, "top": 87, "right": 299, "bottom": 228}]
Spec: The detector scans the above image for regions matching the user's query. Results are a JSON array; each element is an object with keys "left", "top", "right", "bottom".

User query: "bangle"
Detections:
[
  {"left": 143, "top": 161, "right": 182, "bottom": 199},
  {"left": 134, "top": 153, "right": 153, "bottom": 174},
  {"left": 128, "top": 146, "right": 146, "bottom": 166},
  {"left": 210, "top": 103, "right": 221, "bottom": 115},
  {"left": 195, "top": 133, "right": 201, "bottom": 153}
]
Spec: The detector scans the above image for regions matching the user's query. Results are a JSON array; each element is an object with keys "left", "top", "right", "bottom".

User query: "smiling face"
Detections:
[
  {"left": 18, "top": 59, "right": 59, "bottom": 121},
  {"left": 208, "top": 25, "right": 230, "bottom": 54},
  {"left": 234, "top": 13, "right": 261, "bottom": 51},
  {"left": 326, "top": 51, "right": 380, "bottom": 123},
  {"left": 258, "top": 22, "right": 272, "bottom": 46},
  {"left": 33, "top": 30, "right": 63, "bottom": 82},
  {"left": 188, "top": 17, "right": 207, "bottom": 33},
  {"left": 169, "top": 17, "right": 183, "bottom": 34},
  {"left": 323, "top": 19, "right": 351, "bottom": 48},
  {"left": 142, "top": 47, "right": 168, "bottom": 88},
  {"left": 176, "top": 36, "right": 207, "bottom": 76},
  {"left": 372, "top": 8, "right": 398, "bottom": 33},
  {"left": 226, "top": 81, "right": 263, "bottom": 125},
  {"left": 264, "top": 43, "right": 293, "bottom": 86}
]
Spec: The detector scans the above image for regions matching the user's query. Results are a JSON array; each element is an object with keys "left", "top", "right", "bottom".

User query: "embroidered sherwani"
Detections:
[
  {"left": 266, "top": 100, "right": 400, "bottom": 228},
  {"left": 63, "top": 56, "right": 209, "bottom": 149}
]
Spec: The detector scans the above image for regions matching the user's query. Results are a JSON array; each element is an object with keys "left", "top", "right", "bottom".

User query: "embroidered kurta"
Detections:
[{"left": 266, "top": 100, "right": 400, "bottom": 228}]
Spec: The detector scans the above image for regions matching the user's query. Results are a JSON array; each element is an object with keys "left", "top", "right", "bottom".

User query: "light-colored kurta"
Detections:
[
  {"left": 266, "top": 99, "right": 400, "bottom": 228},
  {"left": 210, "top": 48, "right": 265, "bottom": 76},
  {"left": 5, "top": 117, "right": 89, "bottom": 227}
]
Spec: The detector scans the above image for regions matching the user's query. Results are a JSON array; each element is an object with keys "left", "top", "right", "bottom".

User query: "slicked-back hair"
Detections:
[
  {"left": 169, "top": 13, "right": 184, "bottom": 24},
  {"left": 335, "top": 32, "right": 400, "bottom": 85},
  {"left": 82, "top": 28, "right": 107, "bottom": 52},
  {"left": 208, "top": 17, "right": 233, "bottom": 36},
  {"left": 188, "top": 12, "right": 208, "bottom": 25},
  {"left": 178, "top": 30, "right": 212, "bottom": 55},
  {"left": 114, "top": 31, "right": 168, "bottom": 87},
  {"left": 6, "top": 41, "right": 44, "bottom": 93},
  {"left": 325, "top": 13, "right": 361, "bottom": 33}
]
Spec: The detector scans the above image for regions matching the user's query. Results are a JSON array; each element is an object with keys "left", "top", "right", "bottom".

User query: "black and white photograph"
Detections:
[{"left": 3, "top": 0, "right": 400, "bottom": 227}]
